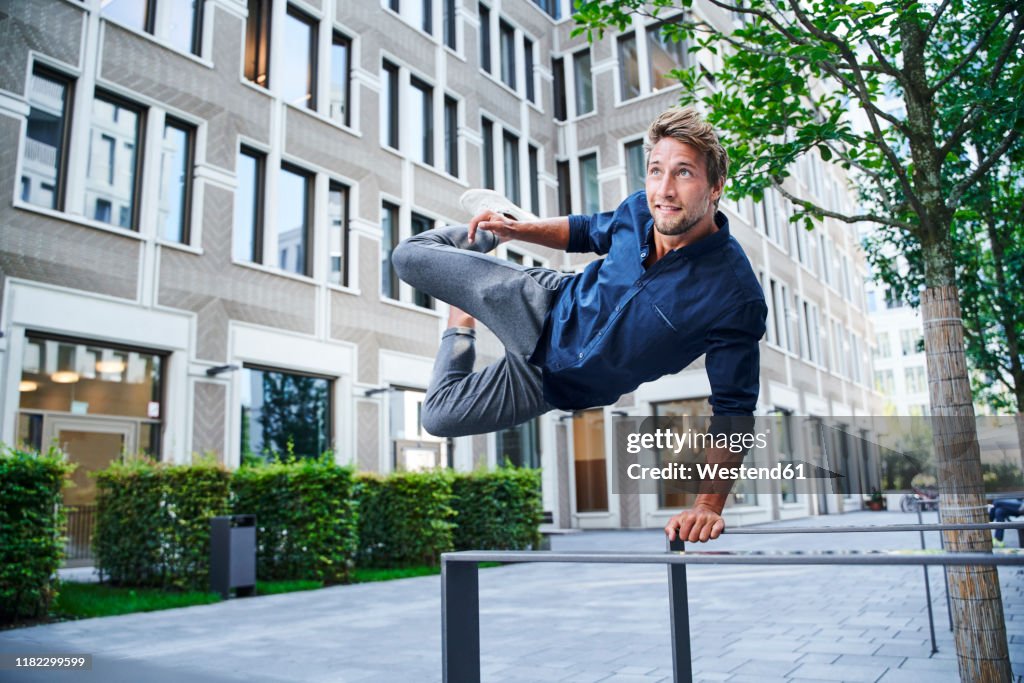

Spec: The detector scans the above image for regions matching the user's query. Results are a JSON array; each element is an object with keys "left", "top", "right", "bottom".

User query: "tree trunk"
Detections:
[{"left": 921, "top": 283, "right": 1012, "bottom": 682}]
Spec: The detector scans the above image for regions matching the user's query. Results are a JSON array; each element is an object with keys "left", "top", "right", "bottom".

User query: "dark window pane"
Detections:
[
  {"left": 411, "top": 213, "right": 435, "bottom": 308},
  {"left": 479, "top": 4, "right": 491, "bottom": 72},
  {"left": 625, "top": 139, "right": 645, "bottom": 194},
  {"left": 524, "top": 37, "right": 535, "bottom": 103},
  {"left": 528, "top": 144, "right": 539, "bottom": 215},
  {"left": 422, "top": 0, "right": 433, "bottom": 34},
  {"left": 233, "top": 148, "right": 262, "bottom": 262},
  {"left": 499, "top": 20, "right": 516, "bottom": 89},
  {"left": 278, "top": 164, "right": 311, "bottom": 275},
  {"left": 244, "top": 0, "right": 271, "bottom": 87},
  {"left": 86, "top": 95, "right": 140, "bottom": 229},
  {"left": 444, "top": 95, "right": 458, "bottom": 176},
  {"left": 382, "top": 61, "right": 400, "bottom": 148},
  {"left": 240, "top": 366, "right": 331, "bottom": 462},
  {"left": 23, "top": 69, "right": 70, "bottom": 210},
  {"left": 531, "top": 0, "right": 559, "bottom": 20},
  {"left": 381, "top": 202, "right": 400, "bottom": 298},
  {"left": 283, "top": 7, "right": 317, "bottom": 110},
  {"left": 411, "top": 77, "right": 434, "bottom": 165},
  {"left": 556, "top": 160, "right": 571, "bottom": 215},
  {"left": 552, "top": 57, "right": 566, "bottom": 122},
  {"left": 158, "top": 120, "right": 192, "bottom": 243},
  {"left": 573, "top": 48, "right": 593, "bottom": 115},
  {"left": 330, "top": 33, "right": 351, "bottom": 126},
  {"left": 618, "top": 32, "right": 640, "bottom": 100},
  {"left": 481, "top": 117, "right": 494, "bottom": 189},
  {"left": 328, "top": 182, "right": 349, "bottom": 286},
  {"left": 503, "top": 130, "right": 520, "bottom": 205},
  {"left": 444, "top": 0, "right": 457, "bottom": 49},
  {"left": 496, "top": 417, "right": 540, "bottom": 468}
]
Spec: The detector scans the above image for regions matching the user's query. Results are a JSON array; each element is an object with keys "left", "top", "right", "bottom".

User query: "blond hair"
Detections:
[{"left": 646, "top": 107, "right": 729, "bottom": 195}]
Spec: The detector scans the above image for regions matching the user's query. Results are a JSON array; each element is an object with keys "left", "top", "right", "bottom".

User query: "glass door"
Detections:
[{"left": 43, "top": 416, "right": 136, "bottom": 506}]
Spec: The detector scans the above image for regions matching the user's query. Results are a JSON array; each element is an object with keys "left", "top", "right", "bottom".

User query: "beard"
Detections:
[{"left": 650, "top": 192, "right": 712, "bottom": 237}]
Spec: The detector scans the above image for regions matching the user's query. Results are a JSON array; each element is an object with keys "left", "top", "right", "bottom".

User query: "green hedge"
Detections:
[
  {"left": 94, "top": 460, "right": 230, "bottom": 590},
  {"left": 356, "top": 471, "right": 455, "bottom": 568},
  {"left": 451, "top": 467, "right": 543, "bottom": 551},
  {"left": 231, "top": 457, "right": 358, "bottom": 583},
  {"left": 0, "top": 445, "right": 73, "bottom": 623}
]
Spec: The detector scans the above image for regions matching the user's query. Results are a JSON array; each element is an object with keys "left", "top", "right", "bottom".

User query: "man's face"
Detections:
[{"left": 645, "top": 137, "right": 721, "bottom": 237}]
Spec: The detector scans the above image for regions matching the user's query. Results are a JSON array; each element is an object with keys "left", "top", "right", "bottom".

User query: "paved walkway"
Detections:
[{"left": 1, "top": 511, "right": 1021, "bottom": 682}]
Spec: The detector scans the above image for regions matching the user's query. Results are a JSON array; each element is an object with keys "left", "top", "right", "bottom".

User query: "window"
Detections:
[
  {"left": 381, "top": 60, "right": 400, "bottom": 149},
  {"left": 552, "top": 57, "right": 567, "bottom": 122},
  {"left": 618, "top": 32, "right": 640, "bottom": 100},
  {"left": 531, "top": 0, "right": 560, "bottom": 19},
  {"left": 624, "top": 139, "right": 645, "bottom": 194},
  {"left": 479, "top": 4, "right": 492, "bottom": 73},
  {"left": 21, "top": 67, "right": 72, "bottom": 210},
  {"left": 381, "top": 201, "right": 400, "bottom": 298},
  {"left": 278, "top": 164, "right": 312, "bottom": 276},
  {"left": 244, "top": 0, "right": 272, "bottom": 87},
  {"left": 95, "top": 199, "right": 112, "bottom": 223},
  {"left": 499, "top": 20, "right": 516, "bottom": 90},
  {"left": 579, "top": 153, "right": 599, "bottom": 214},
  {"left": 444, "top": 96, "right": 459, "bottom": 176},
  {"left": 874, "top": 331, "right": 891, "bottom": 359},
  {"left": 86, "top": 93, "right": 142, "bottom": 230},
  {"left": 528, "top": 144, "right": 540, "bottom": 216},
  {"left": 328, "top": 181, "right": 349, "bottom": 287},
  {"left": 573, "top": 48, "right": 594, "bottom": 115},
  {"left": 556, "top": 160, "right": 571, "bottom": 215},
  {"left": 481, "top": 117, "right": 495, "bottom": 190},
  {"left": 770, "top": 279, "right": 790, "bottom": 351},
  {"left": 102, "top": 0, "right": 203, "bottom": 56},
  {"left": 874, "top": 369, "right": 895, "bottom": 395},
  {"left": 158, "top": 118, "right": 194, "bottom": 243},
  {"left": 410, "top": 76, "right": 434, "bottom": 165},
  {"left": 524, "top": 38, "right": 536, "bottom": 103},
  {"left": 647, "top": 21, "right": 688, "bottom": 92},
  {"left": 443, "top": 0, "right": 457, "bottom": 49},
  {"left": 233, "top": 147, "right": 264, "bottom": 263},
  {"left": 330, "top": 33, "right": 352, "bottom": 126},
  {"left": 240, "top": 366, "right": 331, "bottom": 461},
  {"left": 772, "top": 410, "right": 798, "bottom": 503},
  {"left": 496, "top": 418, "right": 540, "bottom": 468},
  {"left": 411, "top": 213, "right": 435, "bottom": 308},
  {"left": 502, "top": 130, "right": 520, "bottom": 206},
  {"left": 282, "top": 6, "right": 317, "bottom": 110},
  {"left": 900, "top": 328, "right": 921, "bottom": 356}
]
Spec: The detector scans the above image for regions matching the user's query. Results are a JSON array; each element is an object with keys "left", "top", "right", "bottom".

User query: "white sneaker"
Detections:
[{"left": 460, "top": 188, "right": 538, "bottom": 223}]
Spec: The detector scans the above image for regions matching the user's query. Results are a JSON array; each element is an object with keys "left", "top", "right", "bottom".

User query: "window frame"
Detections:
[
  {"left": 277, "top": 161, "right": 315, "bottom": 277},
  {"left": 444, "top": 95, "right": 459, "bottom": 177},
  {"left": 410, "top": 75, "right": 435, "bottom": 166},
  {"left": 327, "top": 179, "right": 351, "bottom": 288},
  {"left": 572, "top": 47, "right": 594, "bottom": 116},
  {"left": 381, "top": 200, "right": 401, "bottom": 299},
  {"left": 479, "top": 3, "right": 492, "bottom": 73},
  {"left": 498, "top": 19, "right": 517, "bottom": 90},
  {"left": 382, "top": 60, "right": 400, "bottom": 150},
  {"left": 159, "top": 116, "right": 196, "bottom": 244},
  {"left": 481, "top": 117, "right": 495, "bottom": 190},
  {"left": 330, "top": 31, "right": 353, "bottom": 128},
  {"left": 284, "top": 4, "right": 319, "bottom": 111},
  {"left": 89, "top": 89, "right": 146, "bottom": 232},
  {"left": 578, "top": 151, "right": 599, "bottom": 214},
  {"left": 234, "top": 145, "right": 266, "bottom": 264},
  {"left": 244, "top": 0, "right": 272, "bottom": 88},
  {"left": 22, "top": 64, "right": 76, "bottom": 212}
]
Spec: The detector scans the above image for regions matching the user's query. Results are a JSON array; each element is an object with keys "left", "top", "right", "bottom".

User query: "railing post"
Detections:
[
  {"left": 442, "top": 557, "right": 480, "bottom": 683},
  {"left": 668, "top": 539, "right": 693, "bottom": 683},
  {"left": 916, "top": 505, "right": 939, "bottom": 654}
]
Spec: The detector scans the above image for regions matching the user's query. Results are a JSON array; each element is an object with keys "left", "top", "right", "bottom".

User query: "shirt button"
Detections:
[
  {"left": 578, "top": 352, "right": 584, "bottom": 359},
  {"left": 615, "top": 305, "right": 620, "bottom": 312},
  {"left": 634, "top": 280, "right": 641, "bottom": 287}
]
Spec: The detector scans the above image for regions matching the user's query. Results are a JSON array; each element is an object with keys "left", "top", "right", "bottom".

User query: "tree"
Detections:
[{"left": 574, "top": 1, "right": 1022, "bottom": 678}]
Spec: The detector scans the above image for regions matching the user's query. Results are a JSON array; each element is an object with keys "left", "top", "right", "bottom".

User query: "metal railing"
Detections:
[
  {"left": 63, "top": 505, "right": 97, "bottom": 563},
  {"left": 440, "top": 521, "right": 1024, "bottom": 683}
]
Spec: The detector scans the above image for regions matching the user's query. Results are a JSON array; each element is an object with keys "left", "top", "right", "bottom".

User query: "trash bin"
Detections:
[{"left": 210, "top": 514, "right": 256, "bottom": 598}]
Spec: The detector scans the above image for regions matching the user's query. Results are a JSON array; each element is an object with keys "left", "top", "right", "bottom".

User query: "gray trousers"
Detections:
[{"left": 391, "top": 226, "right": 565, "bottom": 437}]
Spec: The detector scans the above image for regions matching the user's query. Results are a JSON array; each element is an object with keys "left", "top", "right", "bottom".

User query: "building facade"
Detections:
[{"left": 1, "top": 0, "right": 883, "bottom": 529}]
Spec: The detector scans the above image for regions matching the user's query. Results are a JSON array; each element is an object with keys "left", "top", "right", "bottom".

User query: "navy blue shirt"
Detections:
[{"left": 530, "top": 190, "right": 767, "bottom": 414}]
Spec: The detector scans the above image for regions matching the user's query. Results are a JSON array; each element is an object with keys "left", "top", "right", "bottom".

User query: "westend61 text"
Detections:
[
  {"left": 624, "top": 428, "right": 770, "bottom": 455},
  {"left": 626, "top": 463, "right": 807, "bottom": 481}
]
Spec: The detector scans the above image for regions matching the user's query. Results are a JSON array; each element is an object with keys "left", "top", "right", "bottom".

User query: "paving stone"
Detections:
[{"left": 786, "top": 662, "right": 888, "bottom": 682}]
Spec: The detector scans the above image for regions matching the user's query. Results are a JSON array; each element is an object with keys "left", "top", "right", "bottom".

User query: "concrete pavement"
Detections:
[{"left": 0, "top": 510, "right": 1021, "bottom": 682}]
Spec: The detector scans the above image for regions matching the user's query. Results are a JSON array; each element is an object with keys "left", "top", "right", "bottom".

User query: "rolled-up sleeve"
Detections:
[
  {"left": 704, "top": 300, "right": 768, "bottom": 416},
  {"left": 567, "top": 211, "right": 616, "bottom": 255}
]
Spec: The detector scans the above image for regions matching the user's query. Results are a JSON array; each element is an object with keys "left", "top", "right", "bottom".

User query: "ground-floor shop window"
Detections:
[{"left": 240, "top": 365, "right": 331, "bottom": 462}]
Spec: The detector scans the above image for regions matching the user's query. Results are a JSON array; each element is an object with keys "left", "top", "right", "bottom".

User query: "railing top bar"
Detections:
[
  {"left": 724, "top": 522, "right": 1024, "bottom": 534},
  {"left": 442, "top": 549, "right": 1024, "bottom": 567}
]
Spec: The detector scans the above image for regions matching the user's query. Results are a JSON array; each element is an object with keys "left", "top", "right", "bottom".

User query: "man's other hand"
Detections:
[
  {"left": 468, "top": 210, "right": 520, "bottom": 244},
  {"left": 664, "top": 503, "right": 725, "bottom": 543}
]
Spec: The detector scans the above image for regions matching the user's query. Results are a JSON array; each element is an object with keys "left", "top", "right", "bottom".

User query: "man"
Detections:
[{"left": 392, "top": 107, "right": 767, "bottom": 543}]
